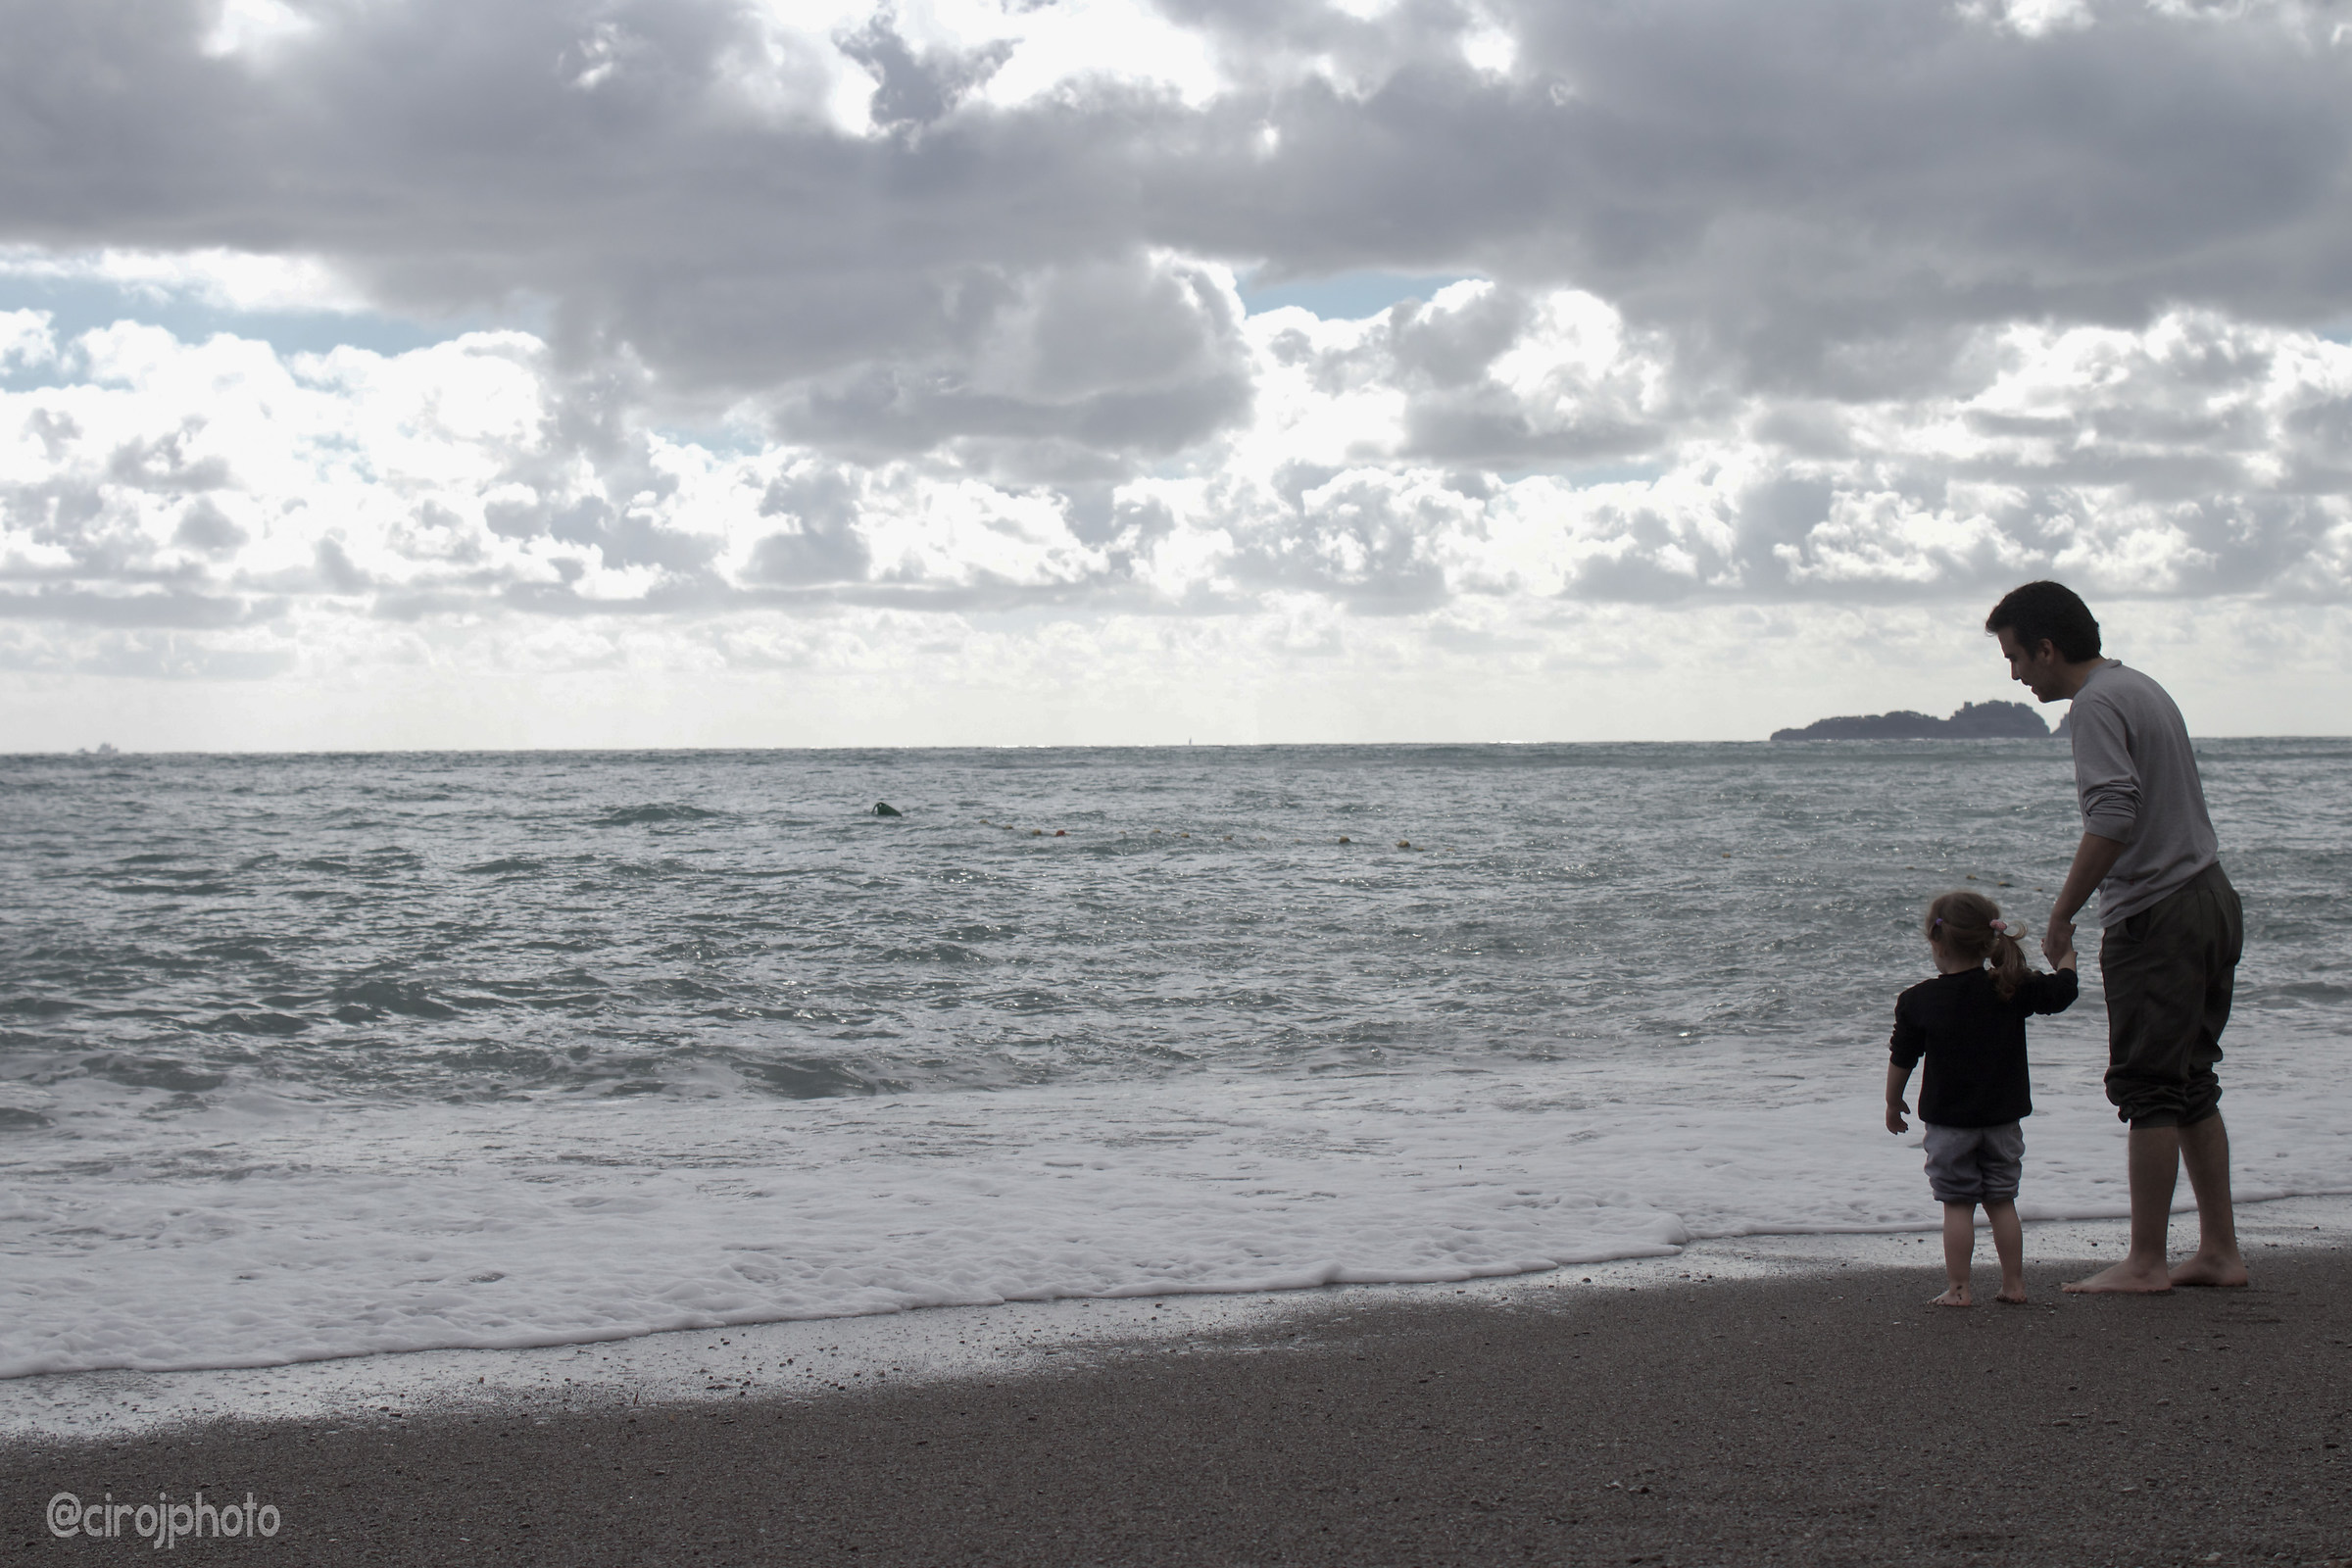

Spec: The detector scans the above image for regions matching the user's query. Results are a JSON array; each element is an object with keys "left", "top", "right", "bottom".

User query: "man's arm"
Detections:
[
  {"left": 2045, "top": 831, "right": 2125, "bottom": 962},
  {"left": 2055, "top": 687, "right": 2135, "bottom": 963}
]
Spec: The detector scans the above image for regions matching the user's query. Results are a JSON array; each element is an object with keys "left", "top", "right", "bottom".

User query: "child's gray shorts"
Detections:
[{"left": 1922, "top": 1121, "right": 2024, "bottom": 1204}]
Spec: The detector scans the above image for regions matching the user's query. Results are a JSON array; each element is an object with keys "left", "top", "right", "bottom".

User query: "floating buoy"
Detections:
[
  {"left": 1054, "top": 830, "right": 1066, "bottom": 837},
  {"left": 1396, "top": 840, "right": 1411, "bottom": 850},
  {"left": 1032, "top": 828, "right": 1043, "bottom": 836},
  {"left": 1180, "top": 832, "right": 1190, "bottom": 839},
  {"left": 874, "top": 802, "right": 903, "bottom": 817},
  {"left": 1338, "top": 836, "right": 1350, "bottom": 844}
]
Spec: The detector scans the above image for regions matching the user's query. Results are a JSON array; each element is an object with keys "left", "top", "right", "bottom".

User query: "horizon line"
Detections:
[{"left": 9, "top": 734, "right": 2345, "bottom": 760}]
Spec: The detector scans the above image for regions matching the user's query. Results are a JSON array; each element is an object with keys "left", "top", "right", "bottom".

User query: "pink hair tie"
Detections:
[{"left": 1989, "top": 920, "right": 2008, "bottom": 934}]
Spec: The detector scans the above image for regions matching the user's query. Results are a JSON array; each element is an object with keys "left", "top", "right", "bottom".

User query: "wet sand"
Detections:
[{"left": 8, "top": 1247, "right": 2351, "bottom": 1566}]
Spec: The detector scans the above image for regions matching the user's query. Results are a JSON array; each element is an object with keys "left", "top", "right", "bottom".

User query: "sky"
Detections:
[{"left": 3, "top": 0, "right": 2350, "bottom": 750}]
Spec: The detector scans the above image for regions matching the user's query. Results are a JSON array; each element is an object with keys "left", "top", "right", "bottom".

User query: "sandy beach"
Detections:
[{"left": 9, "top": 1210, "right": 2351, "bottom": 1567}]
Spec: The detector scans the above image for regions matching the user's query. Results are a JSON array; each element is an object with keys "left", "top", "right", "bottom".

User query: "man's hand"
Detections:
[
  {"left": 2043, "top": 915, "right": 2075, "bottom": 965},
  {"left": 1886, "top": 1098, "right": 1910, "bottom": 1136}
]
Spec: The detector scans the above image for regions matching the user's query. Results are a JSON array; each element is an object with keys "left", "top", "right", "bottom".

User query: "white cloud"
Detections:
[
  {"left": 969, "top": 0, "right": 1227, "bottom": 112},
  {"left": 0, "top": 246, "right": 370, "bottom": 316},
  {"left": 0, "top": 308, "right": 52, "bottom": 370},
  {"left": 1458, "top": 18, "right": 1518, "bottom": 76},
  {"left": 199, "top": 0, "right": 317, "bottom": 60},
  {"left": 1960, "top": 0, "right": 2096, "bottom": 38},
  {"left": 3, "top": 301, "right": 2343, "bottom": 660}
]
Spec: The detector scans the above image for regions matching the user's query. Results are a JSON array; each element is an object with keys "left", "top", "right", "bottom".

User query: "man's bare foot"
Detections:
[
  {"left": 2063, "top": 1258, "right": 2174, "bottom": 1294},
  {"left": 1994, "top": 1287, "right": 2028, "bottom": 1304},
  {"left": 2170, "top": 1251, "right": 2250, "bottom": 1288},
  {"left": 1932, "top": 1286, "right": 1973, "bottom": 1307}
]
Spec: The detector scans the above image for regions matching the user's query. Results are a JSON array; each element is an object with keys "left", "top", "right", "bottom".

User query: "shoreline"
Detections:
[
  {"left": 6, "top": 1204, "right": 2349, "bottom": 1565},
  {"left": 9, "top": 1192, "right": 2349, "bottom": 1447}
]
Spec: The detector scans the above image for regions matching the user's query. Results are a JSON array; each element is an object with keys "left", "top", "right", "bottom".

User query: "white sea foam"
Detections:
[{"left": 8, "top": 1049, "right": 2349, "bottom": 1380}]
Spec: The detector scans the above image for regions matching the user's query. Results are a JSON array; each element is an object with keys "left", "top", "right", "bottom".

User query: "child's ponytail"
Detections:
[
  {"left": 1924, "top": 890, "right": 2034, "bottom": 1000},
  {"left": 1985, "top": 919, "right": 2031, "bottom": 1001}
]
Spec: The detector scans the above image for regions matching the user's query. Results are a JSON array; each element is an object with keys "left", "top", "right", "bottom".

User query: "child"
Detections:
[{"left": 1885, "top": 890, "right": 2079, "bottom": 1306}]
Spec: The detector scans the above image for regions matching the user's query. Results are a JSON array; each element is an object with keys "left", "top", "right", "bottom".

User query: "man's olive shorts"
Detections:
[{"left": 2100, "top": 861, "right": 2242, "bottom": 1129}]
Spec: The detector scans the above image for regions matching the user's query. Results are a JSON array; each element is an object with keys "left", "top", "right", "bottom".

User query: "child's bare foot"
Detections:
[
  {"left": 2063, "top": 1257, "right": 2173, "bottom": 1294},
  {"left": 1931, "top": 1285, "right": 1973, "bottom": 1307},
  {"left": 1994, "top": 1286, "right": 2028, "bottom": 1304}
]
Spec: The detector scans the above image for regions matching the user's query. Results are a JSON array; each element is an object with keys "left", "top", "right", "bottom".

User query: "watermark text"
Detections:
[{"left": 47, "top": 1492, "right": 281, "bottom": 1548}]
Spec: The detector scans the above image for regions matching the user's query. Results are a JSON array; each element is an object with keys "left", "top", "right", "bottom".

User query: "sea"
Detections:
[{"left": 3, "top": 740, "right": 2348, "bottom": 1381}]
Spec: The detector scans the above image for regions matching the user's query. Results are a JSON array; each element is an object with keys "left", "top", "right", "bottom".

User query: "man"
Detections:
[{"left": 1985, "top": 581, "right": 2247, "bottom": 1294}]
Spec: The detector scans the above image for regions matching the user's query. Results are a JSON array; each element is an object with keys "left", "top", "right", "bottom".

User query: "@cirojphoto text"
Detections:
[{"left": 47, "top": 1492, "right": 282, "bottom": 1547}]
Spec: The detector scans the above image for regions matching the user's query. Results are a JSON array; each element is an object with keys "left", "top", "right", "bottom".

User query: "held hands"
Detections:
[
  {"left": 2042, "top": 915, "right": 2076, "bottom": 966},
  {"left": 1886, "top": 1097, "right": 1910, "bottom": 1136}
]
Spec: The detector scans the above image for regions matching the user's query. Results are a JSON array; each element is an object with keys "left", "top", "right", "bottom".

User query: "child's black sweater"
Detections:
[{"left": 1888, "top": 967, "right": 2080, "bottom": 1127}]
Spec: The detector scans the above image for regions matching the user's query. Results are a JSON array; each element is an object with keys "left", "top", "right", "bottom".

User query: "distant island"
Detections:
[{"left": 1771, "top": 700, "right": 2052, "bottom": 741}]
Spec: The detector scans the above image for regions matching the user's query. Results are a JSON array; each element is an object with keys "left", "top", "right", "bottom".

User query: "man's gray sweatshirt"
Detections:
[{"left": 2069, "top": 662, "right": 2220, "bottom": 925}]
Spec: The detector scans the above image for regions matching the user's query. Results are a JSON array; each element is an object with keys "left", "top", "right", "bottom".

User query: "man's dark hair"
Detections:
[{"left": 1985, "top": 580, "right": 2101, "bottom": 662}]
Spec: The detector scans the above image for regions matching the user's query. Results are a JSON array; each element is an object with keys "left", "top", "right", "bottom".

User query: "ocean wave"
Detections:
[{"left": 593, "top": 804, "right": 723, "bottom": 827}]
